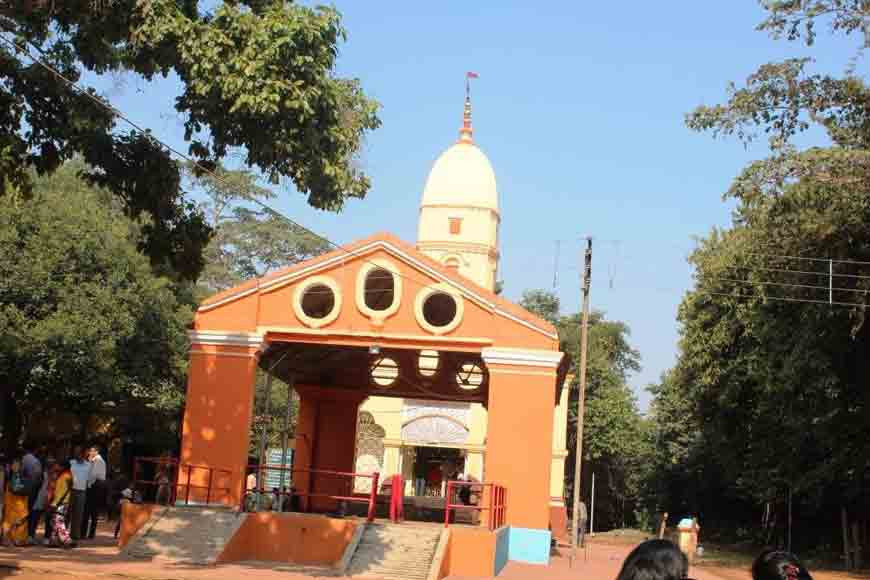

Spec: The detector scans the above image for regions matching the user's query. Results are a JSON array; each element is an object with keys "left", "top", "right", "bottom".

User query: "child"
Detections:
[
  {"left": 114, "top": 487, "right": 137, "bottom": 539},
  {"left": 616, "top": 539, "right": 689, "bottom": 580},
  {"left": 752, "top": 550, "right": 813, "bottom": 580}
]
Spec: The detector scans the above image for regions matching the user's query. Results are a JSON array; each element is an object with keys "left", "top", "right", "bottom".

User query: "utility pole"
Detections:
[
  {"left": 590, "top": 471, "right": 596, "bottom": 536},
  {"left": 570, "top": 237, "right": 592, "bottom": 568}
]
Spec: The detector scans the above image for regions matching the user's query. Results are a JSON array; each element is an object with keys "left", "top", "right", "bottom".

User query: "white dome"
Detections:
[{"left": 421, "top": 142, "right": 499, "bottom": 212}]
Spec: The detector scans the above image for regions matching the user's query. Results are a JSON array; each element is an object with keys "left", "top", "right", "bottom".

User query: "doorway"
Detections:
[{"left": 411, "top": 446, "right": 465, "bottom": 497}]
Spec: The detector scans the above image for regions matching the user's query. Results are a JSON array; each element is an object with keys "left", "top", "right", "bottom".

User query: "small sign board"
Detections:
[{"left": 264, "top": 448, "right": 293, "bottom": 490}]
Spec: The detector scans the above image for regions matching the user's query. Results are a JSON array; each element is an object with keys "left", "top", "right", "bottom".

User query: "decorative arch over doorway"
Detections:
[{"left": 401, "top": 414, "right": 470, "bottom": 445}]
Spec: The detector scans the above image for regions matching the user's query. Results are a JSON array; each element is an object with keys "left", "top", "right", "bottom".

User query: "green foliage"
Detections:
[
  {"left": 519, "top": 289, "right": 560, "bottom": 325},
  {"left": 248, "top": 371, "right": 298, "bottom": 460},
  {"left": 756, "top": 1, "right": 870, "bottom": 47},
  {"left": 0, "top": 161, "right": 192, "bottom": 449},
  {"left": 645, "top": 0, "right": 870, "bottom": 545},
  {"left": 190, "top": 163, "right": 331, "bottom": 292},
  {"left": 0, "top": 0, "right": 380, "bottom": 280},
  {"left": 520, "top": 290, "right": 646, "bottom": 530}
]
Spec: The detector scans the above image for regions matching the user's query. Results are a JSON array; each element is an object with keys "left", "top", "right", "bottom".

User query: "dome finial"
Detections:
[{"left": 459, "top": 72, "right": 478, "bottom": 143}]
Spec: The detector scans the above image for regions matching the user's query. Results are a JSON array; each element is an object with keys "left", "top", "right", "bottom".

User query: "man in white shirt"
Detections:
[
  {"left": 83, "top": 445, "right": 107, "bottom": 539},
  {"left": 68, "top": 446, "right": 91, "bottom": 541}
]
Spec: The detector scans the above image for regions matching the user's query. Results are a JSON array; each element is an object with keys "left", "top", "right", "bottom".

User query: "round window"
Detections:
[
  {"left": 456, "top": 362, "right": 485, "bottom": 390},
  {"left": 371, "top": 357, "right": 399, "bottom": 387},
  {"left": 300, "top": 284, "right": 336, "bottom": 319},
  {"left": 364, "top": 267, "right": 395, "bottom": 311},
  {"left": 422, "top": 292, "right": 458, "bottom": 328},
  {"left": 418, "top": 350, "right": 440, "bottom": 377}
]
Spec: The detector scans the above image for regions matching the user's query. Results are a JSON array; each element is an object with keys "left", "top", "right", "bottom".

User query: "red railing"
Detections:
[
  {"left": 444, "top": 480, "right": 507, "bottom": 531},
  {"left": 242, "top": 464, "right": 380, "bottom": 522},
  {"left": 132, "top": 457, "right": 233, "bottom": 507},
  {"left": 388, "top": 474, "right": 404, "bottom": 523}
]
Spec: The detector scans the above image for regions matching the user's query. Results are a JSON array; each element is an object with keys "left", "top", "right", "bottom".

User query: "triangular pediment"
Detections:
[{"left": 194, "top": 232, "right": 557, "bottom": 351}]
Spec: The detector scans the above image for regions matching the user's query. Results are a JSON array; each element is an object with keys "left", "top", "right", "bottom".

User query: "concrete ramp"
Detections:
[{"left": 122, "top": 506, "right": 245, "bottom": 565}]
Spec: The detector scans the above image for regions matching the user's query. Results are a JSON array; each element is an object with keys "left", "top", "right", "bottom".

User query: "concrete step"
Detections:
[
  {"left": 122, "top": 506, "right": 245, "bottom": 565},
  {"left": 347, "top": 523, "right": 443, "bottom": 580}
]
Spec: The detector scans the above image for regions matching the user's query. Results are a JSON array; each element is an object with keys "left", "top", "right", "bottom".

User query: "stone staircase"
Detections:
[
  {"left": 346, "top": 522, "right": 443, "bottom": 580},
  {"left": 122, "top": 506, "right": 245, "bottom": 565}
]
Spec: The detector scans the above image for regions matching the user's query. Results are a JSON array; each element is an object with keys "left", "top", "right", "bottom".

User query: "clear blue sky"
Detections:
[{"left": 87, "top": 2, "right": 859, "bottom": 410}]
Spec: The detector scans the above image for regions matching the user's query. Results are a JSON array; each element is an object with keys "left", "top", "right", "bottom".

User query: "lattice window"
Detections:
[{"left": 353, "top": 412, "right": 386, "bottom": 493}]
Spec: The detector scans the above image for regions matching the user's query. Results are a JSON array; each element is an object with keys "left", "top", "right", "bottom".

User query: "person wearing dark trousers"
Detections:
[
  {"left": 82, "top": 445, "right": 106, "bottom": 539},
  {"left": 68, "top": 446, "right": 90, "bottom": 541},
  {"left": 28, "top": 458, "right": 55, "bottom": 544},
  {"left": 21, "top": 443, "right": 43, "bottom": 543}
]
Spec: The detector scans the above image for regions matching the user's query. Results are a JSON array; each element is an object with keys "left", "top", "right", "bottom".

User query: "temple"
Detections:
[{"left": 172, "top": 85, "right": 571, "bottom": 574}]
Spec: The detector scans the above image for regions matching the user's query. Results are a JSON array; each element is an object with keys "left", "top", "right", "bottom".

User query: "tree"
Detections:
[
  {"left": 190, "top": 164, "right": 331, "bottom": 292},
  {"left": 0, "top": 1, "right": 380, "bottom": 281},
  {"left": 518, "top": 289, "right": 560, "bottom": 325},
  {"left": 0, "top": 161, "right": 193, "bottom": 451},
  {"left": 520, "top": 289, "right": 646, "bottom": 530},
  {"left": 248, "top": 371, "right": 298, "bottom": 461},
  {"left": 644, "top": 1, "right": 870, "bottom": 546}
]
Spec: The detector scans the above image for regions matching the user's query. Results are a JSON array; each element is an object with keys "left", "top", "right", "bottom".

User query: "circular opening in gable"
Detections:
[
  {"left": 422, "top": 292, "right": 458, "bottom": 328},
  {"left": 300, "top": 284, "right": 336, "bottom": 319},
  {"left": 418, "top": 350, "right": 440, "bottom": 377},
  {"left": 371, "top": 357, "right": 399, "bottom": 387},
  {"left": 364, "top": 267, "right": 395, "bottom": 311},
  {"left": 456, "top": 362, "right": 484, "bottom": 391}
]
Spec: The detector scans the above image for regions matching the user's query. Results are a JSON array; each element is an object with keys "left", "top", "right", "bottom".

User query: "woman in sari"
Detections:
[
  {"left": 48, "top": 461, "right": 74, "bottom": 548},
  {"left": 2, "top": 458, "right": 30, "bottom": 546}
]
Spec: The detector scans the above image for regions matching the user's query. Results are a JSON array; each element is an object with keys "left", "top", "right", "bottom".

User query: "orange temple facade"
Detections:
[{"left": 178, "top": 94, "right": 570, "bottom": 570}]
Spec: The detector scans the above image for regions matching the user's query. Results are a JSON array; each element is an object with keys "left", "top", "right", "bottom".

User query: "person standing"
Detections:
[
  {"left": 21, "top": 443, "right": 43, "bottom": 543},
  {"left": 68, "top": 446, "right": 90, "bottom": 541},
  {"left": 82, "top": 445, "right": 106, "bottom": 539},
  {"left": 29, "top": 458, "right": 55, "bottom": 545},
  {"left": 1, "top": 457, "right": 29, "bottom": 546},
  {"left": 49, "top": 461, "right": 75, "bottom": 548}
]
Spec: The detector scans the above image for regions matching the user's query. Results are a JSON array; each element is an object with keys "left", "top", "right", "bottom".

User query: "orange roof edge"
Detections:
[{"left": 197, "top": 231, "right": 558, "bottom": 342}]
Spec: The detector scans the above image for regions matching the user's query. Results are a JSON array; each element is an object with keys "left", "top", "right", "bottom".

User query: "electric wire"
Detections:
[
  {"left": 0, "top": 30, "right": 493, "bottom": 307},
  {"left": 5, "top": 30, "right": 870, "bottom": 315}
]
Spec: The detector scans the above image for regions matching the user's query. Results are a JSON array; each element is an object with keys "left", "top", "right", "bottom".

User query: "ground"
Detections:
[{"left": 0, "top": 524, "right": 865, "bottom": 580}]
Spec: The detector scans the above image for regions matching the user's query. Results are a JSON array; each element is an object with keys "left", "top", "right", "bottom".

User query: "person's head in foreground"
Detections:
[
  {"left": 616, "top": 539, "right": 689, "bottom": 580},
  {"left": 752, "top": 550, "right": 813, "bottom": 580}
]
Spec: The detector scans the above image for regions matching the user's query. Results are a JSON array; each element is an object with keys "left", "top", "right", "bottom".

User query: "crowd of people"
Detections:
[
  {"left": 0, "top": 443, "right": 109, "bottom": 549},
  {"left": 616, "top": 539, "right": 813, "bottom": 580}
]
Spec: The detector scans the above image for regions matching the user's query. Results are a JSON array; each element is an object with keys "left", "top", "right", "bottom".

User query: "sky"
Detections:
[{"left": 84, "top": 1, "right": 861, "bottom": 410}]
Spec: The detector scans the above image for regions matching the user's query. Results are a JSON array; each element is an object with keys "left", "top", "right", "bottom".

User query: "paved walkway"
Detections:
[
  {"left": 446, "top": 541, "right": 733, "bottom": 580},
  {"left": 0, "top": 525, "right": 735, "bottom": 580}
]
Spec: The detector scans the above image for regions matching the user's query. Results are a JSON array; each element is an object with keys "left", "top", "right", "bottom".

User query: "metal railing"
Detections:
[
  {"left": 132, "top": 457, "right": 233, "bottom": 507},
  {"left": 388, "top": 474, "right": 404, "bottom": 523},
  {"left": 242, "top": 464, "right": 380, "bottom": 522},
  {"left": 444, "top": 480, "right": 507, "bottom": 531}
]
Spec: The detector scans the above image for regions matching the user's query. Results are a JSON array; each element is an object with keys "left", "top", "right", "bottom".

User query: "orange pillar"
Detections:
[
  {"left": 483, "top": 348, "right": 562, "bottom": 565},
  {"left": 294, "top": 387, "right": 367, "bottom": 512},
  {"left": 180, "top": 339, "right": 260, "bottom": 506}
]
